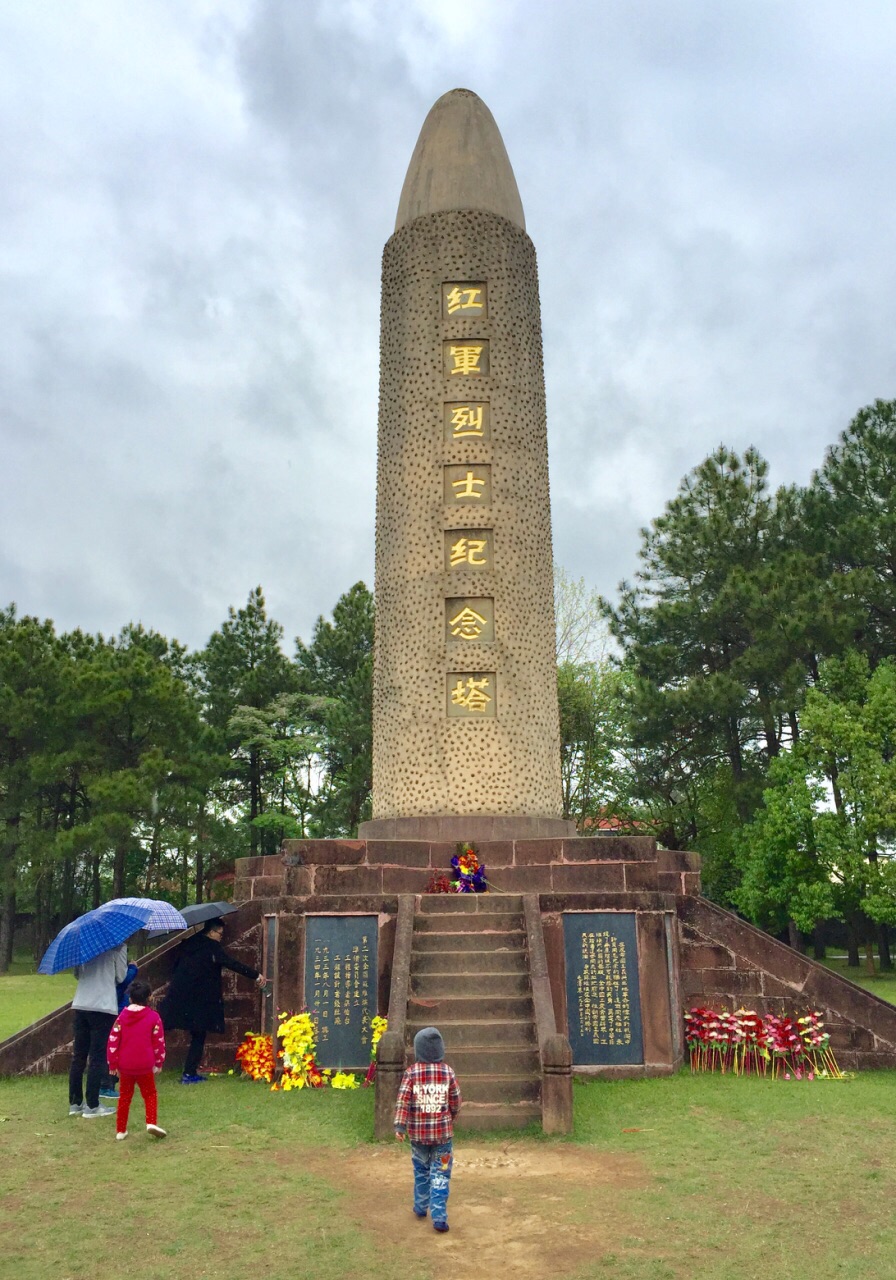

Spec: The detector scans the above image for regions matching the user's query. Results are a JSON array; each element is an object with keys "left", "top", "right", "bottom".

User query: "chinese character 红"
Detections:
[{"left": 443, "top": 284, "right": 485, "bottom": 315}]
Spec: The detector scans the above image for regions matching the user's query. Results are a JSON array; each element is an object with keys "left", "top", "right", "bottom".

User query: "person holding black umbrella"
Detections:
[{"left": 159, "top": 918, "right": 266, "bottom": 1083}]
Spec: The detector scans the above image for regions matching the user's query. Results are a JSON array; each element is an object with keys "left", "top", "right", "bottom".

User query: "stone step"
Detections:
[
  {"left": 414, "top": 912, "right": 523, "bottom": 933},
  {"left": 418, "top": 894, "right": 524, "bottom": 914},
  {"left": 412, "top": 949, "right": 529, "bottom": 975},
  {"left": 412, "top": 930, "right": 525, "bottom": 953},
  {"left": 408, "top": 1019, "right": 537, "bottom": 1048},
  {"left": 460, "top": 1074, "right": 540, "bottom": 1104},
  {"left": 442, "top": 1046, "right": 541, "bottom": 1075},
  {"left": 455, "top": 1102, "right": 542, "bottom": 1132},
  {"left": 412, "top": 970, "right": 531, "bottom": 997},
  {"left": 408, "top": 994, "right": 534, "bottom": 1022}
]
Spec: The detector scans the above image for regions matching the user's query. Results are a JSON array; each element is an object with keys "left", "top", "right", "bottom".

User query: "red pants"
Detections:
[{"left": 117, "top": 1072, "right": 158, "bottom": 1131}]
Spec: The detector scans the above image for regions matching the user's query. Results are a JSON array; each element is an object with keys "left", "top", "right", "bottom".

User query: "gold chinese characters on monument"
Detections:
[
  {"left": 444, "top": 530, "right": 493, "bottom": 571},
  {"left": 444, "top": 465, "right": 492, "bottom": 505},
  {"left": 446, "top": 673, "right": 497, "bottom": 718},
  {"left": 445, "top": 597, "right": 495, "bottom": 643},
  {"left": 575, "top": 930, "right": 632, "bottom": 1048},
  {"left": 444, "top": 341, "right": 489, "bottom": 378},
  {"left": 441, "top": 282, "right": 487, "bottom": 318},
  {"left": 444, "top": 401, "right": 490, "bottom": 442}
]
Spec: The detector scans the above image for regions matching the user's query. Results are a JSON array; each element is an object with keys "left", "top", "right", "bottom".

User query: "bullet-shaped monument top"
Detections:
[
  {"left": 395, "top": 89, "right": 525, "bottom": 232},
  {"left": 363, "top": 90, "right": 570, "bottom": 842}
]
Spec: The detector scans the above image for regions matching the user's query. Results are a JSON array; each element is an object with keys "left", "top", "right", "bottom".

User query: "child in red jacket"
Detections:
[{"left": 106, "top": 979, "right": 167, "bottom": 1140}]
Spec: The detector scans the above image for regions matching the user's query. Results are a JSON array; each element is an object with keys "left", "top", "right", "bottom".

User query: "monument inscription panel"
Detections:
[
  {"left": 563, "top": 913, "right": 644, "bottom": 1066},
  {"left": 304, "top": 916, "right": 377, "bottom": 1069}
]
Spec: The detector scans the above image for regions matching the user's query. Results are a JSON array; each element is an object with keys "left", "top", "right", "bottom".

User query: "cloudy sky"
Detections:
[{"left": 3, "top": 1, "right": 895, "bottom": 652}]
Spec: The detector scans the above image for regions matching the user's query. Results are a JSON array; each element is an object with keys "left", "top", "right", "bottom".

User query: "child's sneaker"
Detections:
[
  {"left": 116, "top": 1131, "right": 128, "bottom": 1141},
  {"left": 433, "top": 1222, "right": 449, "bottom": 1233},
  {"left": 69, "top": 1102, "right": 84, "bottom": 1116},
  {"left": 146, "top": 1123, "right": 167, "bottom": 1139},
  {"left": 82, "top": 1104, "right": 115, "bottom": 1118},
  {"left": 179, "top": 1074, "right": 207, "bottom": 1084},
  {"left": 100, "top": 1087, "right": 120, "bottom": 1100},
  {"left": 413, "top": 1208, "right": 427, "bottom": 1218}
]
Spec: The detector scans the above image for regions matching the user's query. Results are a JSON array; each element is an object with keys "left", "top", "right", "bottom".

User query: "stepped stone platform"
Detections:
[
  {"left": 5, "top": 835, "right": 896, "bottom": 1113},
  {"left": 408, "top": 895, "right": 541, "bottom": 1131}
]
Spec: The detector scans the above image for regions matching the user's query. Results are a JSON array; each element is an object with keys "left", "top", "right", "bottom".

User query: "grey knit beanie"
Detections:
[{"left": 413, "top": 1026, "right": 445, "bottom": 1063}]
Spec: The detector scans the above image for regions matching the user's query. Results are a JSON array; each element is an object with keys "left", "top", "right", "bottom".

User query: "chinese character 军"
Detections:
[{"left": 449, "top": 345, "right": 483, "bottom": 376}]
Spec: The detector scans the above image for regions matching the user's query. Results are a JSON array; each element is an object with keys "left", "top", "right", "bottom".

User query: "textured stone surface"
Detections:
[
  {"left": 368, "top": 199, "right": 563, "bottom": 829},
  {"left": 395, "top": 88, "right": 525, "bottom": 232}
]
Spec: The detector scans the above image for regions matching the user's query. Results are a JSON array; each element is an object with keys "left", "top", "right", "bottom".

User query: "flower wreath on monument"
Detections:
[
  {"left": 451, "top": 841, "right": 488, "bottom": 892},
  {"left": 426, "top": 842, "right": 488, "bottom": 892}
]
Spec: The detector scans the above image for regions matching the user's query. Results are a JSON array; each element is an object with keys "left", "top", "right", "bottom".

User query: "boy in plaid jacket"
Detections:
[{"left": 394, "top": 1026, "right": 461, "bottom": 1232}]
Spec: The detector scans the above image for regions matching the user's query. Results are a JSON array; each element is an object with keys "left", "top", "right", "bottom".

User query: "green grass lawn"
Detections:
[
  {"left": 0, "top": 954, "right": 74, "bottom": 1041},
  {"left": 820, "top": 954, "right": 896, "bottom": 1001},
  {"left": 2, "top": 1070, "right": 896, "bottom": 1280}
]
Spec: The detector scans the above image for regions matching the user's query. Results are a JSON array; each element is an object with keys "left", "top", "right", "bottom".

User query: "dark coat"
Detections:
[{"left": 159, "top": 933, "right": 260, "bottom": 1035}]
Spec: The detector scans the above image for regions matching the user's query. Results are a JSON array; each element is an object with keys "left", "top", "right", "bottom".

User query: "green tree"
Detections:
[
  {"left": 199, "top": 587, "right": 297, "bottom": 855},
  {"left": 735, "top": 653, "right": 896, "bottom": 964},
  {"left": 805, "top": 399, "right": 896, "bottom": 666},
  {"left": 296, "top": 582, "right": 373, "bottom": 836},
  {"left": 0, "top": 607, "right": 63, "bottom": 970},
  {"left": 57, "top": 625, "right": 206, "bottom": 899},
  {"left": 603, "top": 445, "right": 849, "bottom": 871}
]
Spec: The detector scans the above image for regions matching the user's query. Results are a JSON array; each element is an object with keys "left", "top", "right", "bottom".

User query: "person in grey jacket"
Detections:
[{"left": 68, "top": 943, "right": 129, "bottom": 1117}]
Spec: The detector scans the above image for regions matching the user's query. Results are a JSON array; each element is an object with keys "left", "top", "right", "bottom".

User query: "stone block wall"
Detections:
[{"left": 235, "top": 836, "right": 687, "bottom": 901}]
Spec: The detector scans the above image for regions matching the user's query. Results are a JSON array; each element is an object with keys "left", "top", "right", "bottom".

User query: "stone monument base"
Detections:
[{"left": 357, "top": 814, "right": 578, "bottom": 840}]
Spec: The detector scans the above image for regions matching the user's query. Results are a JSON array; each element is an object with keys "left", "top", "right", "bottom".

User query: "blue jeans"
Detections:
[{"left": 411, "top": 1140, "right": 453, "bottom": 1225}]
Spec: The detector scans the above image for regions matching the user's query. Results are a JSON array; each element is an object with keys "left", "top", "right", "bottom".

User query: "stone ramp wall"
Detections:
[
  {"left": 679, "top": 896, "right": 896, "bottom": 1071},
  {"left": 0, "top": 901, "right": 264, "bottom": 1077}
]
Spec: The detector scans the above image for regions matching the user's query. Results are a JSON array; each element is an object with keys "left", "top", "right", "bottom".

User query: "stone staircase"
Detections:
[{"left": 407, "top": 894, "right": 541, "bottom": 1130}]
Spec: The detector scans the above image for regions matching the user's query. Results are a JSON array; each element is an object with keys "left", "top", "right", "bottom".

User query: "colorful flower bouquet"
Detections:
[
  {"left": 451, "top": 842, "right": 488, "bottom": 893},
  {"left": 235, "top": 1011, "right": 387, "bottom": 1092},
  {"left": 684, "top": 1006, "right": 846, "bottom": 1079}
]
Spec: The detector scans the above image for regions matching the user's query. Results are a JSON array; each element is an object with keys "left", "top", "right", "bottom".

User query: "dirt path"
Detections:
[{"left": 301, "top": 1140, "right": 652, "bottom": 1280}]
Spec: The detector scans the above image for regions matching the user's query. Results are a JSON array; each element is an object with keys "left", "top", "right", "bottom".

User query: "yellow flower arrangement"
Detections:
[
  {"left": 370, "top": 1015, "right": 388, "bottom": 1059},
  {"left": 330, "top": 1071, "right": 360, "bottom": 1090}
]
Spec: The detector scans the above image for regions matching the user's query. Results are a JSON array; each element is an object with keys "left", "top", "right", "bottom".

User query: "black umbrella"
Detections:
[
  {"left": 146, "top": 901, "right": 239, "bottom": 936},
  {"left": 179, "top": 901, "right": 239, "bottom": 927}
]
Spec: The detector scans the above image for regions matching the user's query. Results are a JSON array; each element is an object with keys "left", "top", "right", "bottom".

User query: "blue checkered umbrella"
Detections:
[
  {"left": 38, "top": 904, "right": 148, "bottom": 974},
  {"left": 102, "top": 897, "right": 188, "bottom": 933}
]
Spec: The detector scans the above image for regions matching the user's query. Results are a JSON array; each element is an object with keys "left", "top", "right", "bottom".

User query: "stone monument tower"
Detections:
[{"left": 360, "top": 89, "right": 573, "bottom": 841}]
